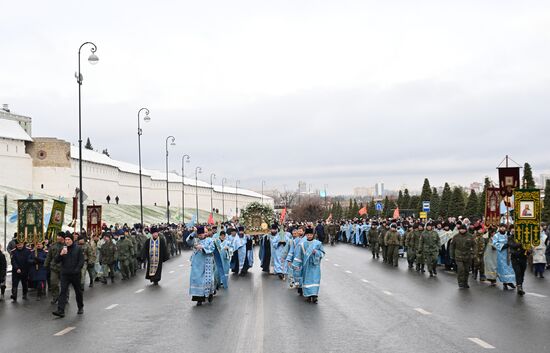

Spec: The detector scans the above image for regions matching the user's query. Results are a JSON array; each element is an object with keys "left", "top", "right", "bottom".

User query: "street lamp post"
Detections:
[
  {"left": 195, "top": 167, "right": 202, "bottom": 223},
  {"left": 165, "top": 136, "right": 176, "bottom": 224},
  {"left": 137, "top": 107, "right": 150, "bottom": 229},
  {"left": 261, "top": 180, "right": 266, "bottom": 204},
  {"left": 235, "top": 180, "right": 240, "bottom": 218},
  {"left": 181, "top": 154, "right": 190, "bottom": 223},
  {"left": 222, "top": 178, "right": 227, "bottom": 220},
  {"left": 210, "top": 173, "right": 216, "bottom": 217},
  {"left": 76, "top": 41, "right": 98, "bottom": 234}
]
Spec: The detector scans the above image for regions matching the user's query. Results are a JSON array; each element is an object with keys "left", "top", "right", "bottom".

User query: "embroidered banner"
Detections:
[
  {"left": 46, "top": 200, "right": 67, "bottom": 241},
  {"left": 484, "top": 187, "right": 501, "bottom": 226},
  {"left": 498, "top": 167, "right": 520, "bottom": 197},
  {"left": 17, "top": 199, "right": 45, "bottom": 244},
  {"left": 87, "top": 205, "right": 102, "bottom": 237},
  {"left": 513, "top": 189, "right": 541, "bottom": 250}
]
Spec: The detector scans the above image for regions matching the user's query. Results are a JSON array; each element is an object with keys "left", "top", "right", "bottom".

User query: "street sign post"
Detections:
[
  {"left": 422, "top": 201, "right": 430, "bottom": 212},
  {"left": 375, "top": 202, "right": 383, "bottom": 212}
]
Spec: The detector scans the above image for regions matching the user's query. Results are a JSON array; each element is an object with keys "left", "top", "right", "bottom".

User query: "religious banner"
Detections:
[
  {"left": 498, "top": 167, "right": 520, "bottom": 197},
  {"left": 484, "top": 187, "right": 501, "bottom": 226},
  {"left": 87, "top": 205, "right": 102, "bottom": 237},
  {"left": 46, "top": 200, "right": 67, "bottom": 241},
  {"left": 513, "top": 189, "right": 541, "bottom": 250},
  {"left": 17, "top": 199, "right": 45, "bottom": 244}
]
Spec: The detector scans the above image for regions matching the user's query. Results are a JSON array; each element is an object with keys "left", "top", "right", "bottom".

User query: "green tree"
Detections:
[
  {"left": 85, "top": 137, "right": 93, "bottom": 150},
  {"left": 522, "top": 162, "right": 536, "bottom": 189},
  {"left": 478, "top": 177, "right": 492, "bottom": 217},
  {"left": 352, "top": 199, "right": 360, "bottom": 217},
  {"left": 464, "top": 189, "right": 479, "bottom": 219},
  {"left": 368, "top": 199, "right": 376, "bottom": 217},
  {"left": 449, "top": 187, "right": 466, "bottom": 217},
  {"left": 397, "top": 190, "right": 404, "bottom": 209},
  {"left": 439, "top": 183, "right": 452, "bottom": 218},
  {"left": 542, "top": 180, "right": 550, "bottom": 224},
  {"left": 409, "top": 195, "right": 421, "bottom": 216},
  {"left": 402, "top": 189, "right": 411, "bottom": 210},
  {"left": 333, "top": 201, "right": 343, "bottom": 220},
  {"left": 346, "top": 199, "right": 353, "bottom": 218},
  {"left": 419, "top": 178, "right": 432, "bottom": 212},
  {"left": 429, "top": 187, "right": 440, "bottom": 219},
  {"left": 382, "top": 196, "right": 391, "bottom": 218}
]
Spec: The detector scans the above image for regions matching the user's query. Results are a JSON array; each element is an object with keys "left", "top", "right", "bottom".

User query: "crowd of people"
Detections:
[
  {"left": 316, "top": 217, "right": 549, "bottom": 294},
  {"left": 1, "top": 217, "right": 548, "bottom": 317}
]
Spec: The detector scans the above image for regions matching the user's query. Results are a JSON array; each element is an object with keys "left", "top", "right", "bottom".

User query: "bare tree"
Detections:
[{"left": 274, "top": 190, "right": 299, "bottom": 208}]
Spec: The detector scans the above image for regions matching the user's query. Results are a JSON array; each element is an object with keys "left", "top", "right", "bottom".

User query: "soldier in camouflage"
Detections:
[
  {"left": 405, "top": 224, "right": 418, "bottom": 269},
  {"left": 472, "top": 228, "right": 487, "bottom": 281},
  {"left": 99, "top": 233, "right": 117, "bottom": 284},
  {"left": 421, "top": 223, "right": 441, "bottom": 277},
  {"left": 117, "top": 230, "right": 135, "bottom": 280},
  {"left": 414, "top": 224, "right": 425, "bottom": 272},
  {"left": 450, "top": 224, "right": 475, "bottom": 288},
  {"left": 78, "top": 236, "right": 95, "bottom": 291},
  {"left": 385, "top": 224, "right": 401, "bottom": 267},
  {"left": 368, "top": 222, "right": 380, "bottom": 259},
  {"left": 45, "top": 232, "right": 65, "bottom": 304}
]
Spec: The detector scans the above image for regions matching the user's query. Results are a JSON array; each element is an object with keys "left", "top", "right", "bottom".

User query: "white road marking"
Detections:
[
  {"left": 105, "top": 304, "right": 119, "bottom": 310},
  {"left": 325, "top": 259, "right": 329, "bottom": 262},
  {"left": 414, "top": 308, "right": 431, "bottom": 315},
  {"left": 383, "top": 290, "right": 393, "bottom": 296},
  {"left": 178, "top": 264, "right": 184, "bottom": 267},
  {"left": 526, "top": 292, "right": 547, "bottom": 298},
  {"left": 54, "top": 327, "right": 75, "bottom": 336},
  {"left": 135, "top": 289, "right": 145, "bottom": 294},
  {"left": 361, "top": 279, "right": 370, "bottom": 283},
  {"left": 169, "top": 270, "right": 175, "bottom": 274},
  {"left": 345, "top": 270, "right": 352, "bottom": 274},
  {"left": 468, "top": 338, "right": 495, "bottom": 349},
  {"left": 333, "top": 263, "right": 340, "bottom": 267}
]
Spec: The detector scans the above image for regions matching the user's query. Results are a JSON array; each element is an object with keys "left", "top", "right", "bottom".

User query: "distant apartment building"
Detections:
[{"left": 375, "top": 182, "right": 384, "bottom": 197}]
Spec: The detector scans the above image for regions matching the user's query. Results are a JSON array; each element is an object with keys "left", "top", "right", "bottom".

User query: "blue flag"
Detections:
[{"left": 186, "top": 214, "right": 197, "bottom": 228}]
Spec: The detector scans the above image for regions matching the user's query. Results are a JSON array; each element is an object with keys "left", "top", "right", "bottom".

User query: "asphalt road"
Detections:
[{"left": 1, "top": 244, "right": 548, "bottom": 353}]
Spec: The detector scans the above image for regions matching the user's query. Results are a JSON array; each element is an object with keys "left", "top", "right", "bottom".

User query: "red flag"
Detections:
[
  {"left": 358, "top": 206, "right": 367, "bottom": 216},
  {"left": 207, "top": 213, "right": 214, "bottom": 225},
  {"left": 393, "top": 207, "right": 400, "bottom": 219},
  {"left": 280, "top": 208, "right": 287, "bottom": 223}
]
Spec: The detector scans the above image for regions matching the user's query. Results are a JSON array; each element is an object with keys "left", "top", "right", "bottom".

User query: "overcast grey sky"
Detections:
[{"left": 2, "top": 0, "right": 549, "bottom": 194}]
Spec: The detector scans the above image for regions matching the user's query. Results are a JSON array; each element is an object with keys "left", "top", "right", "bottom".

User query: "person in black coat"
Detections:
[
  {"left": 0, "top": 245, "right": 7, "bottom": 301},
  {"left": 10, "top": 240, "right": 32, "bottom": 302},
  {"left": 141, "top": 227, "right": 169, "bottom": 285},
  {"left": 52, "top": 235, "right": 85, "bottom": 317},
  {"left": 28, "top": 242, "right": 48, "bottom": 301}
]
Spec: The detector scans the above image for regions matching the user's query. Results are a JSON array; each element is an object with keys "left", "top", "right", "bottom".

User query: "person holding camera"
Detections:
[{"left": 52, "top": 234, "right": 84, "bottom": 318}]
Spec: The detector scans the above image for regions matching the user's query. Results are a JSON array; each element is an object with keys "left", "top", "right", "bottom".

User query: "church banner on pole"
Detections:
[
  {"left": 46, "top": 199, "right": 66, "bottom": 241},
  {"left": 17, "top": 199, "right": 45, "bottom": 244},
  {"left": 86, "top": 205, "right": 102, "bottom": 237},
  {"left": 484, "top": 187, "right": 501, "bottom": 227},
  {"left": 513, "top": 189, "right": 541, "bottom": 250}
]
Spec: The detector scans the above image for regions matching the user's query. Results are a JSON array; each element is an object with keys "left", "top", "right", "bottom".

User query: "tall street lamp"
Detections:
[
  {"left": 165, "top": 136, "right": 176, "bottom": 224},
  {"left": 137, "top": 107, "right": 150, "bottom": 229},
  {"left": 210, "top": 173, "right": 216, "bottom": 217},
  {"left": 181, "top": 154, "right": 190, "bottom": 223},
  {"left": 195, "top": 167, "right": 202, "bottom": 223},
  {"left": 261, "top": 180, "right": 266, "bottom": 204},
  {"left": 235, "top": 180, "right": 240, "bottom": 218},
  {"left": 221, "top": 178, "right": 227, "bottom": 220},
  {"left": 76, "top": 41, "right": 98, "bottom": 234}
]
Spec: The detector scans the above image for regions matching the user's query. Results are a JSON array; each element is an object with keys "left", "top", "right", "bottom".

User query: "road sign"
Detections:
[
  {"left": 375, "top": 202, "right": 383, "bottom": 211},
  {"left": 419, "top": 212, "right": 427, "bottom": 219},
  {"left": 422, "top": 201, "right": 430, "bottom": 212}
]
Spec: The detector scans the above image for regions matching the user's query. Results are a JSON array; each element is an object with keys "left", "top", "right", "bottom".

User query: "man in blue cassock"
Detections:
[
  {"left": 270, "top": 224, "right": 290, "bottom": 279},
  {"left": 492, "top": 223, "right": 516, "bottom": 290},
  {"left": 284, "top": 227, "right": 300, "bottom": 288},
  {"left": 213, "top": 230, "right": 231, "bottom": 290},
  {"left": 345, "top": 221, "right": 352, "bottom": 243},
  {"left": 354, "top": 221, "right": 363, "bottom": 246},
  {"left": 292, "top": 227, "right": 325, "bottom": 303},
  {"left": 187, "top": 226, "right": 216, "bottom": 306},
  {"left": 231, "top": 226, "right": 254, "bottom": 276}
]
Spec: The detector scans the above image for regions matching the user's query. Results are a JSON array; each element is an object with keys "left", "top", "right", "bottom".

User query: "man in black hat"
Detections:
[
  {"left": 141, "top": 226, "right": 169, "bottom": 285},
  {"left": 52, "top": 234, "right": 84, "bottom": 317},
  {"left": 369, "top": 222, "right": 380, "bottom": 259},
  {"left": 10, "top": 240, "right": 31, "bottom": 302}
]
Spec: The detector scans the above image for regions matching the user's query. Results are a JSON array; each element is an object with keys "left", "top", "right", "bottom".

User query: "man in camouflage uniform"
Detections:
[
  {"left": 405, "top": 224, "right": 418, "bottom": 269},
  {"left": 45, "top": 232, "right": 64, "bottom": 304},
  {"left": 450, "top": 224, "right": 475, "bottom": 288},
  {"left": 472, "top": 228, "right": 487, "bottom": 281},
  {"left": 136, "top": 230, "right": 148, "bottom": 270},
  {"left": 99, "top": 233, "right": 117, "bottom": 284},
  {"left": 385, "top": 224, "right": 401, "bottom": 267},
  {"left": 414, "top": 224, "right": 425, "bottom": 272},
  {"left": 379, "top": 222, "right": 389, "bottom": 263},
  {"left": 422, "top": 223, "right": 441, "bottom": 277},
  {"left": 129, "top": 231, "right": 139, "bottom": 277},
  {"left": 78, "top": 236, "right": 95, "bottom": 291},
  {"left": 368, "top": 222, "right": 380, "bottom": 259},
  {"left": 117, "top": 230, "right": 135, "bottom": 280}
]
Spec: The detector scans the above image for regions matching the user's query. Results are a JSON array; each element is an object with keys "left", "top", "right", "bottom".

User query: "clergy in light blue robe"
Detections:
[
  {"left": 345, "top": 222, "right": 352, "bottom": 243},
  {"left": 271, "top": 227, "right": 290, "bottom": 276},
  {"left": 188, "top": 226, "right": 216, "bottom": 305},
  {"left": 285, "top": 229, "right": 304, "bottom": 289},
  {"left": 492, "top": 230, "right": 516, "bottom": 284},
  {"left": 293, "top": 228, "right": 325, "bottom": 302},
  {"left": 231, "top": 226, "right": 254, "bottom": 276},
  {"left": 213, "top": 231, "right": 231, "bottom": 289},
  {"left": 354, "top": 223, "right": 362, "bottom": 245}
]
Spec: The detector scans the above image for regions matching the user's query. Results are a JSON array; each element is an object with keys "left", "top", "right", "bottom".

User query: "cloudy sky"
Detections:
[{"left": 2, "top": 0, "right": 549, "bottom": 194}]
